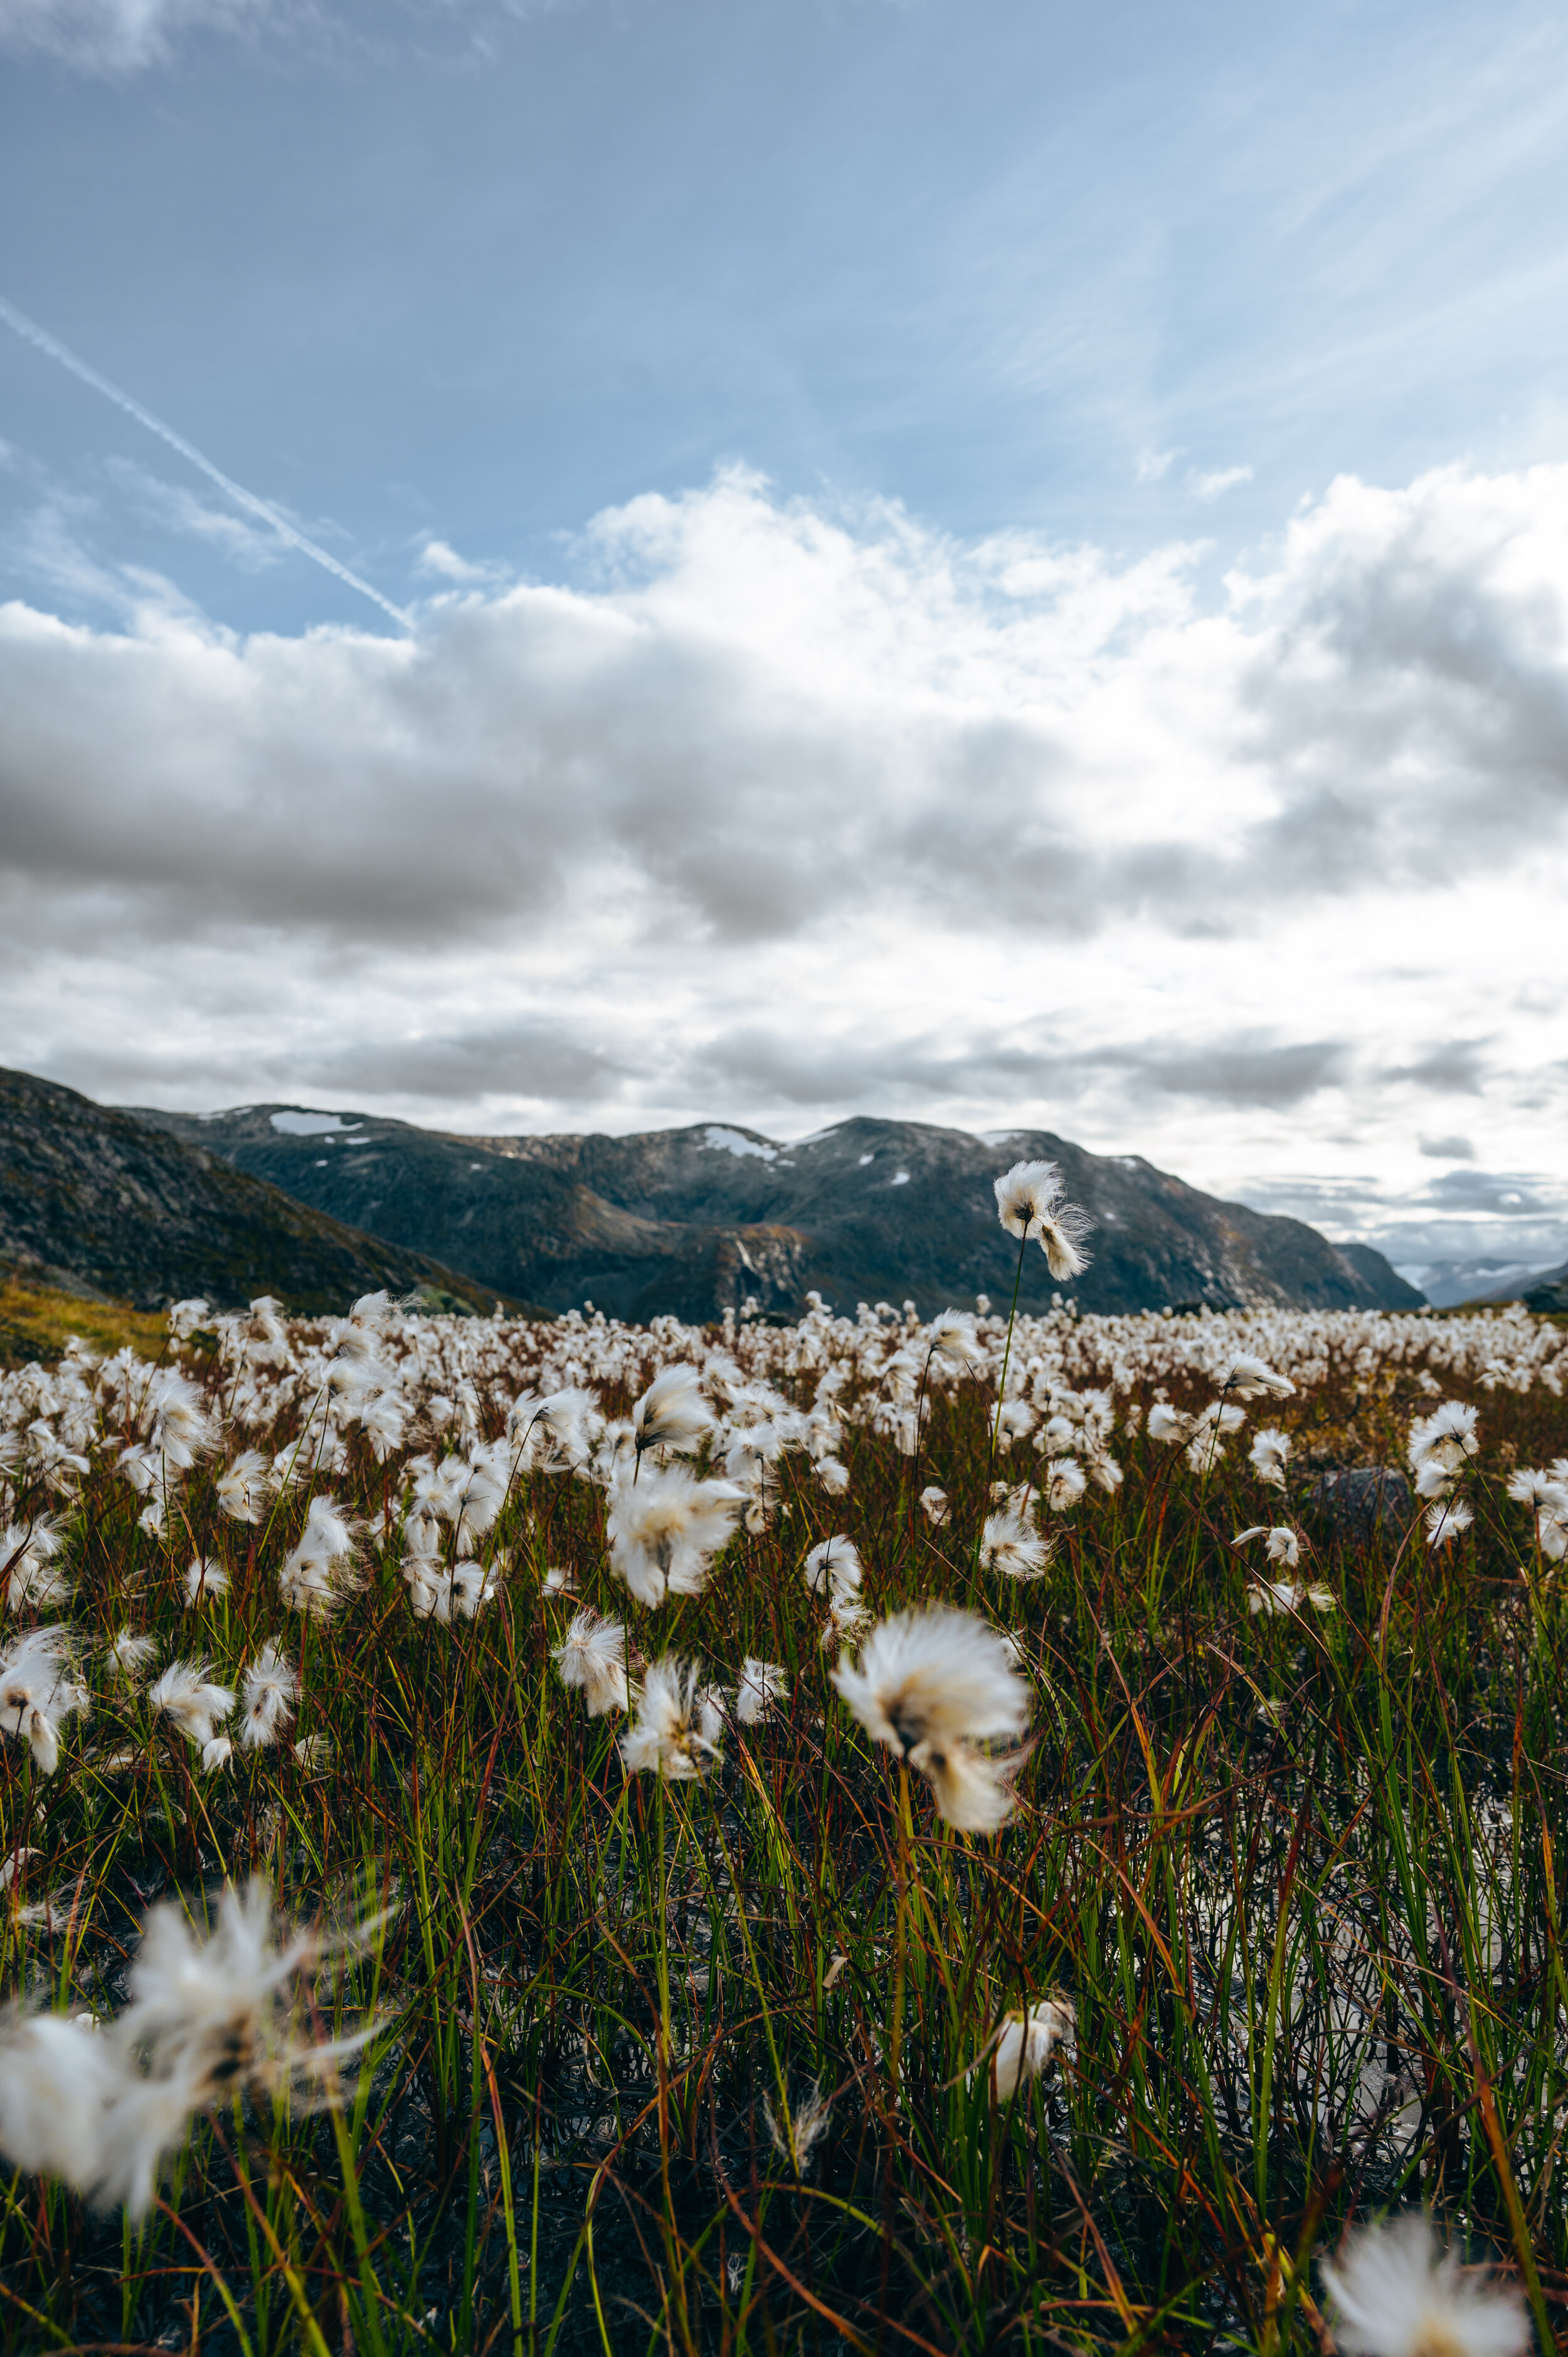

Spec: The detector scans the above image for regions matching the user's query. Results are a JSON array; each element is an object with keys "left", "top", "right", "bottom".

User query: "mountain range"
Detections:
[{"left": 124, "top": 1096, "right": 1426, "bottom": 1321}]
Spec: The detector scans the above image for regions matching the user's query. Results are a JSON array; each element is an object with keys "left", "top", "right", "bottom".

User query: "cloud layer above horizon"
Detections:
[{"left": 1, "top": 458, "right": 1564, "bottom": 1266}]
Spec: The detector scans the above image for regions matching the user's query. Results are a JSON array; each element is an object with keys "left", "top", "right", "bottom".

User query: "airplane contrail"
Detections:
[{"left": 0, "top": 292, "right": 413, "bottom": 632}]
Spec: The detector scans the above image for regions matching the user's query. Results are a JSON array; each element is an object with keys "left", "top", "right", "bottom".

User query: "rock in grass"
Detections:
[{"left": 1304, "top": 1466, "right": 1413, "bottom": 1544}]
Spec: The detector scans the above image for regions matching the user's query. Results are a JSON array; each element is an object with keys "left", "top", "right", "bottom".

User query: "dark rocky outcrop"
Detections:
[
  {"left": 0, "top": 1068, "right": 512, "bottom": 1316},
  {"left": 1303, "top": 1466, "right": 1414, "bottom": 1545},
  {"left": 126, "top": 1099, "right": 1426, "bottom": 1324}
]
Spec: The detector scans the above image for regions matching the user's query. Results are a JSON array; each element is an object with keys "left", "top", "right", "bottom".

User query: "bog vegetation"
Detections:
[{"left": 0, "top": 1161, "right": 1565, "bottom": 2355}]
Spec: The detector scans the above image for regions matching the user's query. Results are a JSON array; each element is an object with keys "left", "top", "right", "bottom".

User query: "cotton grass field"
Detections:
[{"left": 1, "top": 1162, "right": 1567, "bottom": 2356}]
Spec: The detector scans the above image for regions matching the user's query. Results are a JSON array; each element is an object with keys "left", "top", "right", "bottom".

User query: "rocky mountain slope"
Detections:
[
  {"left": 127, "top": 1099, "right": 1425, "bottom": 1322},
  {"left": 0, "top": 1069, "right": 507, "bottom": 1316}
]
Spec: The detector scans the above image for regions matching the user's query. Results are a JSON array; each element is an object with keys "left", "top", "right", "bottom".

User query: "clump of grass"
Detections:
[
  {"left": 0, "top": 1264, "right": 167, "bottom": 1370},
  {"left": 0, "top": 1239, "right": 1562, "bottom": 2352}
]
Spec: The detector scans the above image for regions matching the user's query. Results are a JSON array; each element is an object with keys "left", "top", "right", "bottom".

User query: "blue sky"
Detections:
[{"left": 1, "top": 0, "right": 1566, "bottom": 1277}]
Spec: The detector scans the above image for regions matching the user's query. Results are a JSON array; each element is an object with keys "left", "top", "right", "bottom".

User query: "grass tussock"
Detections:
[{"left": 0, "top": 1225, "right": 1564, "bottom": 2353}]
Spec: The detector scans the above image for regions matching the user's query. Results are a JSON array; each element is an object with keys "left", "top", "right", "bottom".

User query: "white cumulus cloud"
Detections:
[{"left": 0, "top": 459, "right": 1564, "bottom": 1236}]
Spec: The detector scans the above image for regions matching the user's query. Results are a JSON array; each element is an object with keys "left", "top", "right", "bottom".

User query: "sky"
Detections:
[{"left": 0, "top": 0, "right": 1565, "bottom": 1281}]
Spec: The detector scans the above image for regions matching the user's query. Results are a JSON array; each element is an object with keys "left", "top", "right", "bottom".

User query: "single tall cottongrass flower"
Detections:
[
  {"left": 554, "top": 1610, "right": 633, "bottom": 1717},
  {"left": 149, "top": 1660, "right": 235, "bottom": 1751},
  {"left": 240, "top": 1645, "right": 299, "bottom": 1749},
  {"left": 619, "top": 1656, "right": 717, "bottom": 1780},
  {"left": 983, "top": 1995, "right": 1074, "bottom": 2105},
  {"left": 607, "top": 1467, "right": 742, "bottom": 1606},
  {"left": 831, "top": 1606, "right": 1032, "bottom": 1832},
  {"left": 1319, "top": 2213, "right": 1527, "bottom": 2357},
  {"left": 0, "top": 1628, "right": 88, "bottom": 1775},
  {"left": 993, "top": 1162, "right": 1092, "bottom": 1281},
  {"left": 632, "top": 1365, "right": 713, "bottom": 1463},
  {"left": 0, "top": 1879, "right": 382, "bottom": 2219}
]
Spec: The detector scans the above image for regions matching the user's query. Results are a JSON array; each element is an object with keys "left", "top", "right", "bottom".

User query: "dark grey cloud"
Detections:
[
  {"left": 1380, "top": 1040, "right": 1491, "bottom": 1094},
  {"left": 1422, "top": 1168, "right": 1549, "bottom": 1216},
  {"left": 1101, "top": 1037, "right": 1348, "bottom": 1106},
  {"left": 683, "top": 1024, "right": 1351, "bottom": 1114},
  {"left": 301, "top": 1023, "right": 633, "bottom": 1106}
]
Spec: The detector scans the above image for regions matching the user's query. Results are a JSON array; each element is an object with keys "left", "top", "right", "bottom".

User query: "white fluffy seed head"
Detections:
[
  {"left": 1320, "top": 2214, "right": 1528, "bottom": 2357},
  {"left": 992, "top": 1161, "right": 1093, "bottom": 1280}
]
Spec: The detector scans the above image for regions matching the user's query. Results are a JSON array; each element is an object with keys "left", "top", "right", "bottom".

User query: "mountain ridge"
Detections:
[{"left": 124, "top": 1099, "right": 1426, "bottom": 1322}]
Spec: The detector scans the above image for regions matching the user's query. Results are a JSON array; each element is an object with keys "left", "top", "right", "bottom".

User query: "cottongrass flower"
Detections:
[
  {"left": 984, "top": 1996, "right": 1074, "bottom": 2106},
  {"left": 107, "top": 1631, "right": 158, "bottom": 1687},
  {"left": 0, "top": 1879, "right": 382, "bottom": 2219},
  {"left": 832, "top": 1606, "right": 1032, "bottom": 1833},
  {"left": 1147, "top": 1403, "right": 1196, "bottom": 1444},
  {"left": 619, "top": 1656, "right": 718, "bottom": 1780},
  {"left": 0, "top": 1519, "right": 72, "bottom": 1613},
  {"left": 813, "top": 1454, "right": 850, "bottom": 1495},
  {"left": 1234, "top": 1525, "right": 1301, "bottom": 1569},
  {"left": 1425, "top": 1497, "right": 1475, "bottom": 1548},
  {"left": 240, "top": 1645, "right": 299, "bottom": 1750},
  {"left": 1320, "top": 2213, "right": 1527, "bottom": 2357},
  {"left": 632, "top": 1365, "right": 714, "bottom": 1463},
  {"left": 606, "top": 1466, "right": 743, "bottom": 1606},
  {"left": 996, "top": 1397, "right": 1037, "bottom": 1443},
  {"left": 1046, "top": 1458, "right": 1086, "bottom": 1512},
  {"left": 1185, "top": 1402, "right": 1246, "bottom": 1474},
  {"left": 1249, "top": 1427, "right": 1292, "bottom": 1489},
  {"left": 1507, "top": 1468, "right": 1568, "bottom": 1562},
  {"left": 553, "top": 1610, "right": 633, "bottom": 1717},
  {"left": 919, "top": 1485, "right": 950, "bottom": 1526},
  {"left": 1409, "top": 1401, "right": 1480, "bottom": 1478},
  {"left": 1216, "top": 1352, "right": 1294, "bottom": 1401},
  {"left": 278, "top": 1496, "right": 363, "bottom": 1619},
  {"left": 980, "top": 1508, "right": 1052, "bottom": 1582},
  {"left": 992, "top": 1160, "right": 1093, "bottom": 1281},
  {"left": 149, "top": 1660, "right": 235, "bottom": 1751},
  {"left": 803, "top": 1535, "right": 863, "bottom": 1604},
  {"left": 0, "top": 1628, "right": 88, "bottom": 1775},
  {"left": 141, "top": 1368, "right": 220, "bottom": 1472},
  {"left": 1248, "top": 1578, "right": 1335, "bottom": 1617},
  {"left": 736, "top": 1655, "right": 789, "bottom": 1724},
  {"left": 926, "top": 1310, "right": 984, "bottom": 1369},
  {"left": 764, "top": 2081, "right": 832, "bottom": 2175},
  {"left": 215, "top": 1449, "right": 275, "bottom": 1524},
  {"left": 184, "top": 1557, "right": 229, "bottom": 1607}
]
